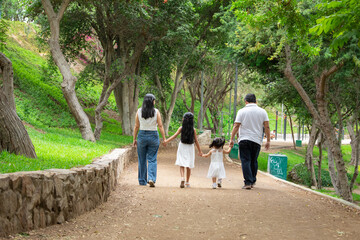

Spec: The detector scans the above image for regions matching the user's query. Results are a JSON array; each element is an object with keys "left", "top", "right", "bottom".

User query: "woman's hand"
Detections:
[{"left": 133, "top": 140, "right": 137, "bottom": 147}]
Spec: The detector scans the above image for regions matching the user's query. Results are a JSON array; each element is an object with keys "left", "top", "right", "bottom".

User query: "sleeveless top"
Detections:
[
  {"left": 210, "top": 149, "right": 224, "bottom": 163},
  {"left": 138, "top": 108, "right": 158, "bottom": 131}
]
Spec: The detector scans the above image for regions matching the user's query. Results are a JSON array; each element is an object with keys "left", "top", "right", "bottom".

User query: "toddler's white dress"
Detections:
[
  {"left": 207, "top": 149, "right": 226, "bottom": 179},
  {"left": 175, "top": 141, "right": 195, "bottom": 168}
]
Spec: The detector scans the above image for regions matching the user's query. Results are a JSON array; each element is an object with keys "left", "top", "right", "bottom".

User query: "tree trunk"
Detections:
[
  {"left": 0, "top": 52, "right": 15, "bottom": 110},
  {"left": 284, "top": 104, "right": 296, "bottom": 150},
  {"left": 317, "top": 133, "right": 324, "bottom": 189},
  {"left": 162, "top": 67, "right": 188, "bottom": 135},
  {"left": 121, "top": 81, "right": 131, "bottom": 135},
  {"left": 284, "top": 44, "right": 352, "bottom": 201},
  {"left": 347, "top": 116, "right": 358, "bottom": 166},
  {"left": 349, "top": 116, "right": 359, "bottom": 192},
  {"left": 41, "top": 0, "right": 95, "bottom": 142},
  {"left": 327, "top": 145, "right": 340, "bottom": 195},
  {"left": 0, "top": 90, "right": 37, "bottom": 158},
  {"left": 306, "top": 124, "right": 319, "bottom": 187}
]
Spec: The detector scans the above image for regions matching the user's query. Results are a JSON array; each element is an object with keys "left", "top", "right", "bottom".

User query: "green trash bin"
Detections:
[
  {"left": 296, "top": 140, "right": 302, "bottom": 147},
  {"left": 229, "top": 143, "right": 239, "bottom": 160},
  {"left": 267, "top": 154, "right": 288, "bottom": 180}
]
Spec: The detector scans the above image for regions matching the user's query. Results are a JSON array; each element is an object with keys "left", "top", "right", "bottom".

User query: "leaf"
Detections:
[{"left": 326, "top": 1, "right": 343, "bottom": 9}]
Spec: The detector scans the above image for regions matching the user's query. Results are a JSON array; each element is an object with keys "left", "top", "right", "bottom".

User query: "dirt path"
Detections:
[{"left": 6, "top": 146, "right": 360, "bottom": 240}]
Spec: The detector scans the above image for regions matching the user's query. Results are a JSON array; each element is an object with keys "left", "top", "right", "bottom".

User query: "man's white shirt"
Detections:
[{"left": 234, "top": 103, "right": 269, "bottom": 145}]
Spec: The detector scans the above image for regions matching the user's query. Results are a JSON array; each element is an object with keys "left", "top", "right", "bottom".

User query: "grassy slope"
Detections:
[{"left": 0, "top": 21, "right": 132, "bottom": 173}]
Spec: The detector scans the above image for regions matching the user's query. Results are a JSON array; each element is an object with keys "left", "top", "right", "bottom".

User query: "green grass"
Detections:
[
  {"left": 0, "top": 21, "right": 132, "bottom": 173},
  {"left": 0, "top": 126, "right": 132, "bottom": 173}
]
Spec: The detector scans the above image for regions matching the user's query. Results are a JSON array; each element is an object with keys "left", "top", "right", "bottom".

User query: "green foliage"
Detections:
[
  {"left": 290, "top": 164, "right": 333, "bottom": 188},
  {"left": 0, "top": 0, "right": 28, "bottom": 21},
  {"left": 3, "top": 27, "right": 76, "bottom": 127},
  {"left": 0, "top": 19, "right": 9, "bottom": 49},
  {"left": 310, "top": 0, "right": 360, "bottom": 52}
]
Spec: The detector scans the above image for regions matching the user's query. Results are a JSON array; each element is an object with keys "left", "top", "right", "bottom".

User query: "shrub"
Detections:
[{"left": 288, "top": 163, "right": 334, "bottom": 188}]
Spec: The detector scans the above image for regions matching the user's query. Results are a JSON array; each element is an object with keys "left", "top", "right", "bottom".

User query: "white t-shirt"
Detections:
[
  {"left": 234, "top": 103, "right": 269, "bottom": 145},
  {"left": 138, "top": 108, "right": 158, "bottom": 131}
]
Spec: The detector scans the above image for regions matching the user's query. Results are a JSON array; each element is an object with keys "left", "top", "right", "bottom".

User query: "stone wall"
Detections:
[{"left": 0, "top": 147, "right": 136, "bottom": 237}]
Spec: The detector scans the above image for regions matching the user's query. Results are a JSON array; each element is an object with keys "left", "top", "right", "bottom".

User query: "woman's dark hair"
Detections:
[
  {"left": 141, "top": 94, "right": 156, "bottom": 119},
  {"left": 181, "top": 112, "right": 194, "bottom": 144},
  {"left": 209, "top": 137, "right": 225, "bottom": 149}
]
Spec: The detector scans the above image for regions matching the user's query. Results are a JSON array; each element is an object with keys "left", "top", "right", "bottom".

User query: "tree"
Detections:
[
  {"left": 0, "top": 45, "right": 36, "bottom": 158},
  {"left": 146, "top": 0, "right": 234, "bottom": 135},
  {"left": 40, "top": 0, "right": 95, "bottom": 142},
  {"left": 231, "top": 0, "right": 360, "bottom": 201}
]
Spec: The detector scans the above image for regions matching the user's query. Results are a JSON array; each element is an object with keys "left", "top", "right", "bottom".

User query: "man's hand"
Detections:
[
  {"left": 265, "top": 141, "right": 270, "bottom": 150},
  {"left": 229, "top": 139, "right": 234, "bottom": 148},
  {"left": 133, "top": 140, "right": 137, "bottom": 147}
]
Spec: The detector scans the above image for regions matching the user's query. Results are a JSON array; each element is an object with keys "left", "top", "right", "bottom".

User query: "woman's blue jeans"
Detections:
[{"left": 137, "top": 130, "right": 160, "bottom": 185}]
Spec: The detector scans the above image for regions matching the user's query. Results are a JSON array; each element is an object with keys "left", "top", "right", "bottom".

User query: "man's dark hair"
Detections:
[{"left": 244, "top": 93, "right": 256, "bottom": 103}]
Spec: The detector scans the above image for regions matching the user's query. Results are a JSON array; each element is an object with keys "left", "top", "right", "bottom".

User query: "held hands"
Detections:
[
  {"left": 162, "top": 139, "right": 167, "bottom": 147},
  {"left": 198, "top": 151, "right": 203, "bottom": 157},
  {"left": 229, "top": 139, "right": 234, "bottom": 148}
]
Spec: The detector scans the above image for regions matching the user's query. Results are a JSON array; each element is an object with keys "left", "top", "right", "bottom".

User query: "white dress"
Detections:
[
  {"left": 207, "top": 149, "right": 226, "bottom": 179},
  {"left": 175, "top": 142, "right": 195, "bottom": 168}
]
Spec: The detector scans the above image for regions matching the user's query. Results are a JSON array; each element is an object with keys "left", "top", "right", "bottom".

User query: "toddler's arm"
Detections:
[
  {"left": 201, "top": 150, "right": 213, "bottom": 158},
  {"left": 165, "top": 127, "right": 182, "bottom": 144},
  {"left": 223, "top": 147, "right": 232, "bottom": 155}
]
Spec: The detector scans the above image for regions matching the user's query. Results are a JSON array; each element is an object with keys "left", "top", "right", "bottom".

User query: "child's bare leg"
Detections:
[
  {"left": 185, "top": 168, "right": 191, "bottom": 187},
  {"left": 186, "top": 167, "right": 191, "bottom": 182},
  {"left": 180, "top": 167, "right": 185, "bottom": 188},
  {"left": 212, "top": 177, "right": 217, "bottom": 189},
  {"left": 180, "top": 167, "right": 185, "bottom": 178}
]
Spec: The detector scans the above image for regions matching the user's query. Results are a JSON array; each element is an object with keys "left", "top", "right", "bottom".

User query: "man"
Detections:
[{"left": 229, "top": 93, "right": 270, "bottom": 190}]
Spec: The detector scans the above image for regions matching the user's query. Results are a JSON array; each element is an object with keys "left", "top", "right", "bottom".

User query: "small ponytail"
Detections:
[{"left": 209, "top": 137, "right": 225, "bottom": 149}]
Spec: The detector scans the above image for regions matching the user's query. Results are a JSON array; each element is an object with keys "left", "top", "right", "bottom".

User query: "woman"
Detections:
[{"left": 133, "top": 94, "right": 166, "bottom": 187}]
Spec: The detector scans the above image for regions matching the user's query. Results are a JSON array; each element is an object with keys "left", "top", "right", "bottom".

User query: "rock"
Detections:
[
  {"left": 22, "top": 176, "right": 35, "bottom": 198},
  {"left": 197, "top": 130, "right": 212, "bottom": 145},
  {"left": 0, "top": 217, "right": 12, "bottom": 237},
  {"left": 0, "top": 175, "right": 9, "bottom": 191},
  {"left": 0, "top": 190, "right": 18, "bottom": 217}
]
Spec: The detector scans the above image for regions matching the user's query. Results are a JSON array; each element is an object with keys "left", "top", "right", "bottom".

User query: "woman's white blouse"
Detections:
[{"left": 138, "top": 108, "right": 158, "bottom": 131}]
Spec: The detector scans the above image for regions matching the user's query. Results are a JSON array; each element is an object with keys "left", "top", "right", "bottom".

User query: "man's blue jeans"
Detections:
[
  {"left": 137, "top": 130, "right": 160, "bottom": 185},
  {"left": 239, "top": 140, "right": 261, "bottom": 186}
]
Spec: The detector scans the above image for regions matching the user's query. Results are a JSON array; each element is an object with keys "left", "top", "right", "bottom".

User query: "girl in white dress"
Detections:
[
  {"left": 202, "top": 138, "right": 231, "bottom": 189},
  {"left": 165, "top": 112, "right": 203, "bottom": 188}
]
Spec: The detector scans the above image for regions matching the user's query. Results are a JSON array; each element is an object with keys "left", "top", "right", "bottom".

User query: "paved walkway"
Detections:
[{"left": 7, "top": 146, "right": 360, "bottom": 240}]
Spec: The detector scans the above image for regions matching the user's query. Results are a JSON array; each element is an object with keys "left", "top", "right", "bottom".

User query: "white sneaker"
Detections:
[{"left": 212, "top": 183, "right": 217, "bottom": 189}]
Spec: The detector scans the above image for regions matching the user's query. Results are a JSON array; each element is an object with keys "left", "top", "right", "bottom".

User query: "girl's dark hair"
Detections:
[
  {"left": 209, "top": 138, "right": 225, "bottom": 149},
  {"left": 141, "top": 94, "right": 156, "bottom": 119},
  {"left": 181, "top": 112, "right": 194, "bottom": 144}
]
